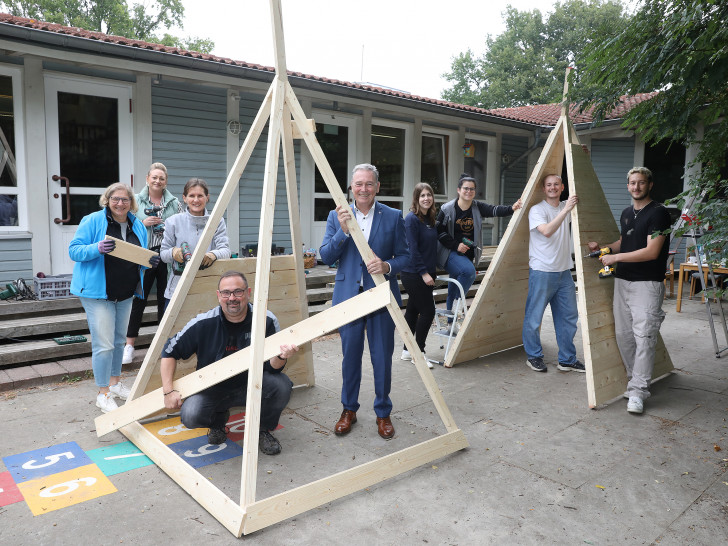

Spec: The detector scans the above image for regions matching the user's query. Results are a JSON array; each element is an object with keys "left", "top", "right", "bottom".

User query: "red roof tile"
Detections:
[{"left": 0, "top": 13, "right": 652, "bottom": 126}]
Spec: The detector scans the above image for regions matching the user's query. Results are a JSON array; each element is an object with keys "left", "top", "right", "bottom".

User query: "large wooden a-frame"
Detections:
[
  {"left": 94, "top": 1, "right": 467, "bottom": 536},
  {"left": 444, "top": 70, "right": 673, "bottom": 407}
]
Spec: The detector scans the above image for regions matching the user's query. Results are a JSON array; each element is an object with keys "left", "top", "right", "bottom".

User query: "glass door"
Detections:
[{"left": 45, "top": 76, "right": 133, "bottom": 274}]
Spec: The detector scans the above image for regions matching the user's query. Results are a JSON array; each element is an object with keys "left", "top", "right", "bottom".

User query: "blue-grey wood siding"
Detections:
[
  {"left": 151, "top": 80, "right": 228, "bottom": 217},
  {"left": 591, "top": 138, "right": 635, "bottom": 226},
  {"left": 499, "top": 134, "right": 530, "bottom": 241},
  {"left": 237, "top": 92, "right": 298, "bottom": 255},
  {"left": 0, "top": 237, "right": 33, "bottom": 286}
]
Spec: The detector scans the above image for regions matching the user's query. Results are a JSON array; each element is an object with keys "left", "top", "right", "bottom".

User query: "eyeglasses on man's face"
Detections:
[
  {"left": 218, "top": 288, "right": 247, "bottom": 298},
  {"left": 460, "top": 186, "right": 476, "bottom": 192},
  {"left": 109, "top": 196, "right": 131, "bottom": 204}
]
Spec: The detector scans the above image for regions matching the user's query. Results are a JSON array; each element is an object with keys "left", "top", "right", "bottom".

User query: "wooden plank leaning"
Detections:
[
  {"left": 105, "top": 235, "right": 157, "bottom": 267},
  {"left": 95, "top": 283, "right": 391, "bottom": 437}
]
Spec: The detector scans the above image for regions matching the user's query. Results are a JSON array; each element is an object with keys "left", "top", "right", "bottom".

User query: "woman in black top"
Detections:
[{"left": 400, "top": 183, "right": 438, "bottom": 368}]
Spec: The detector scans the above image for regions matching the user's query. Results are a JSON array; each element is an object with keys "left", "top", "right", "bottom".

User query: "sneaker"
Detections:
[
  {"left": 259, "top": 430, "right": 281, "bottom": 455},
  {"left": 623, "top": 391, "right": 629, "bottom": 399},
  {"left": 627, "top": 396, "right": 644, "bottom": 414},
  {"left": 400, "top": 349, "right": 412, "bottom": 361},
  {"left": 207, "top": 427, "right": 228, "bottom": 445},
  {"left": 96, "top": 392, "right": 119, "bottom": 413},
  {"left": 526, "top": 357, "right": 547, "bottom": 372},
  {"left": 109, "top": 380, "right": 131, "bottom": 400},
  {"left": 557, "top": 360, "right": 586, "bottom": 372},
  {"left": 122, "top": 344, "right": 134, "bottom": 364},
  {"left": 425, "top": 354, "right": 434, "bottom": 369}
]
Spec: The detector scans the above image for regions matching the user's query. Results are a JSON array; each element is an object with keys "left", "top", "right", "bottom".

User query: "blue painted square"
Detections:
[
  {"left": 86, "top": 442, "right": 153, "bottom": 476},
  {"left": 3, "top": 442, "right": 91, "bottom": 484},
  {"left": 167, "top": 435, "right": 243, "bottom": 469}
]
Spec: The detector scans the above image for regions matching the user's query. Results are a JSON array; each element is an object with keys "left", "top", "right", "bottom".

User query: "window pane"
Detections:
[
  {"left": 0, "top": 194, "right": 18, "bottom": 226},
  {"left": 421, "top": 134, "right": 447, "bottom": 194},
  {"left": 58, "top": 92, "right": 119, "bottom": 188},
  {"left": 314, "top": 197, "right": 337, "bottom": 222},
  {"left": 314, "top": 123, "right": 349, "bottom": 193},
  {"left": 0, "top": 75, "right": 17, "bottom": 189},
  {"left": 643, "top": 139, "right": 686, "bottom": 203},
  {"left": 464, "top": 140, "right": 488, "bottom": 199},
  {"left": 371, "top": 125, "right": 404, "bottom": 197}
]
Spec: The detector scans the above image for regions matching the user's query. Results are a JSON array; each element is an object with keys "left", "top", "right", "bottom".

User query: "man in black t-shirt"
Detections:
[
  {"left": 588, "top": 167, "right": 671, "bottom": 415},
  {"left": 160, "top": 271, "right": 298, "bottom": 454}
]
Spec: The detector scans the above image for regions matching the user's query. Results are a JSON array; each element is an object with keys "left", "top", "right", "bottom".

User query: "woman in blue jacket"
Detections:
[
  {"left": 69, "top": 183, "right": 158, "bottom": 413},
  {"left": 400, "top": 183, "right": 438, "bottom": 368}
]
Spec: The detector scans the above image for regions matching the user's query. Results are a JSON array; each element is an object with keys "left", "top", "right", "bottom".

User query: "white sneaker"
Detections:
[
  {"left": 96, "top": 392, "right": 119, "bottom": 413},
  {"left": 627, "top": 396, "right": 644, "bottom": 414},
  {"left": 400, "top": 349, "right": 412, "bottom": 361},
  {"left": 122, "top": 344, "right": 134, "bottom": 364},
  {"left": 425, "top": 354, "right": 434, "bottom": 369},
  {"left": 109, "top": 381, "right": 131, "bottom": 400}
]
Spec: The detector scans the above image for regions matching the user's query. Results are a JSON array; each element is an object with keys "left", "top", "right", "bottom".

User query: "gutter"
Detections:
[{"left": 0, "top": 22, "right": 537, "bottom": 131}]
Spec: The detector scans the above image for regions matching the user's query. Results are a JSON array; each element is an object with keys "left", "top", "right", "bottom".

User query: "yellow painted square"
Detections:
[
  {"left": 142, "top": 415, "right": 206, "bottom": 445},
  {"left": 18, "top": 463, "right": 117, "bottom": 516}
]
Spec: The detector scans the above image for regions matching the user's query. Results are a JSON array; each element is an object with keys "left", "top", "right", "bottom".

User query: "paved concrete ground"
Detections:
[{"left": 1, "top": 295, "right": 727, "bottom": 545}]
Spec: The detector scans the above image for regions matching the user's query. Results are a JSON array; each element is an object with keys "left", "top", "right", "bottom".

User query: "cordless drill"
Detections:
[
  {"left": 585, "top": 246, "right": 614, "bottom": 278},
  {"left": 144, "top": 204, "right": 165, "bottom": 233},
  {"left": 172, "top": 241, "right": 192, "bottom": 275}
]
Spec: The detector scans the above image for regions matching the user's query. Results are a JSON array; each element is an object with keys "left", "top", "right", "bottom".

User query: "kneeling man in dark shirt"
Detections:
[{"left": 161, "top": 270, "right": 297, "bottom": 454}]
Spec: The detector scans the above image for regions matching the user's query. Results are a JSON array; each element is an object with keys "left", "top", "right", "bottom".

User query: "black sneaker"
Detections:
[
  {"left": 207, "top": 427, "right": 228, "bottom": 445},
  {"left": 259, "top": 430, "right": 281, "bottom": 455},
  {"left": 557, "top": 360, "right": 586, "bottom": 372},
  {"left": 526, "top": 357, "right": 547, "bottom": 372}
]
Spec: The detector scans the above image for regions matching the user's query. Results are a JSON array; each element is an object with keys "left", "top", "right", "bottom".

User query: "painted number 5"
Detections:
[
  {"left": 22, "top": 451, "right": 74, "bottom": 470},
  {"left": 39, "top": 477, "right": 96, "bottom": 498}
]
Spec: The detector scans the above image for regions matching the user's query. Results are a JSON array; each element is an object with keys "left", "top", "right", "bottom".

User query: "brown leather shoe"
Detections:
[
  {"left": 376, "top": 416, "right": 395, "bottom": 439},
  {"left": 334, "top": 409, "right": 357, "bottom": 435}
]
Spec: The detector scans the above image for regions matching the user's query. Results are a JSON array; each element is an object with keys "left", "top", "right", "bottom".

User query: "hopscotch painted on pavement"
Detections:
[{"left": 0, "top": 412, "right": 267, "bottom": 515}]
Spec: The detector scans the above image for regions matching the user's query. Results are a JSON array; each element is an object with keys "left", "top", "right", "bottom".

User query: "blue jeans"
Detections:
[
  {"left": 181, "top": 371, "right": 293, "bottom": 431},
  {"left": 444, "top": 252, "right": 476, "bottom": 311},
  {"left": 80, "top": 296, "right": 134, "bottom": 387},
  {"left": 522, "top": 269, "right": 578, "bottom": 364}
]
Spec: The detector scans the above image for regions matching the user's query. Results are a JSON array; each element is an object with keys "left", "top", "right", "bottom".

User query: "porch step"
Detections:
[{"left": 0, "top": 308, "right": 157, "bottom": 338}]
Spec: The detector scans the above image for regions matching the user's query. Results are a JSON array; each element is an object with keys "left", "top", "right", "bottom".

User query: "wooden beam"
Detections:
[
  {"left": 290, "top": 118, "right": 315, "bottom": 139},
  {"left": 95, "top": 283, "right": 392, "bottom": 437},
  {"left": 241, "top": 75, "right": 286, "bottom": 507},
  {"left": 282, "top": 103, "right": 316, "bottom": 387},
  {"left": 105, "top": 236, "right": 157, "bottom": 267},
  {"left": 127, "top": 84, "right": 274, "bottom": 402},
  {"left": 269, "top": 0, "right": 287, "bottom": 78},
  {"left": 242, "top": 429, "right": 469, "bottom": 534},
  {"left": 120, "top": 422, "right": 246, "bottom": 537}
]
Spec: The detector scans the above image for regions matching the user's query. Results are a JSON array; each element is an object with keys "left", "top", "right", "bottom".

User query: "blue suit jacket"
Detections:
[{"left": 319, "top": 201, "right": 409, "bottom": 306}]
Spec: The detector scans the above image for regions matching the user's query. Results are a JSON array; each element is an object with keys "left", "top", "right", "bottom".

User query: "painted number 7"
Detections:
[{"left": 22, "top": 451, "right": 74, "bottom": 469}]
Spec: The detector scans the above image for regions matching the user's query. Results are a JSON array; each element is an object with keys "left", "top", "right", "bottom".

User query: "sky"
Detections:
[{"left": 181, "top": 0, "right": 558, "bottom": 100}]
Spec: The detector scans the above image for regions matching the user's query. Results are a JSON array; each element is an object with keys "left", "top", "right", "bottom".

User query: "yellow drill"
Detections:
[{"left": 585, "top": 247, "right": 614, "bottom": 278}]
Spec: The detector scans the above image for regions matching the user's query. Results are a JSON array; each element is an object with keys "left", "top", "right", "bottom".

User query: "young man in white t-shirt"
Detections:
[{"left": 522, "top": 174, "right": 584, "bottom": 373}]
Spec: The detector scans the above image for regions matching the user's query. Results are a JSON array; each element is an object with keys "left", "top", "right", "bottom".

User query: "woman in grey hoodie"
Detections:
[{"left": 160, "top": 178, "right": 231, "bottom": 307}]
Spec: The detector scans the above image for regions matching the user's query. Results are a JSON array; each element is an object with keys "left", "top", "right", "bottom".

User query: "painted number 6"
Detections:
[
  {"left": 22, "top": 451, "right": 74, "bottom": 470},
  {"left": 39, "top": 477, "right": 96, "bottom": 498}
]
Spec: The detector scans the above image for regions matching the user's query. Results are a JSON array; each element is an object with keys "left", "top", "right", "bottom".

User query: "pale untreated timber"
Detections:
[
  {"left": 105, "top": 236, "right": 157, "bottom": 267},
  {"left": 95, "top": 283, "right": 391, "bottom": 436},
  {"left": 242, "top": 430, "right": 469, "bottom": 534}
]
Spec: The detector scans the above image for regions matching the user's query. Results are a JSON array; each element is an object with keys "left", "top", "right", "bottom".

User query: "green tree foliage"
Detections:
[
  {"left": 1, "top": 0, "right": 214, "bottom": 53},
  {"left": 442, "top": 0, "right": 627, "bottom": 109},
  {"left": 575, "top": 0, "right": 728, "bottom": 264}
]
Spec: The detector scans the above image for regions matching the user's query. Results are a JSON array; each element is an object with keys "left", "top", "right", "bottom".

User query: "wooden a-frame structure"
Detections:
[
  {"left": 94, "top": 0, "right": 467, "bottom": 536},
  {"left": 443, "top": 70, "right": 673, "bottom": 407}
]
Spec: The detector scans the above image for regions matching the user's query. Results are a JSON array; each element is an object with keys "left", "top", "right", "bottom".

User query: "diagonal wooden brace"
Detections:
[{"left": 95, "top": 284, "right": 391, "bottom": 437}]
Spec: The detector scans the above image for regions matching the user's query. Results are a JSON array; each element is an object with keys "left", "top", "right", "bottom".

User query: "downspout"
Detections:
[{"left": 497, "top": 127, "right": 542, "bottom": 240}]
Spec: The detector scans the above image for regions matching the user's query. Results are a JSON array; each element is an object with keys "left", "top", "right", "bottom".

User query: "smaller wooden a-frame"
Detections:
[
  {"left": 94, "top": 0, "right": 467, "bottom": 536},
  {"left": 444, "top": 70, "right": 673, "bottom": 407}
]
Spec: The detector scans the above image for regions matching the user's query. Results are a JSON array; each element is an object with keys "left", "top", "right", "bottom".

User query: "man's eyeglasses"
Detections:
[
  {"left": 460, "top": 187, "right": 476, "bottom": 192},
  {"left": 219, "top": 288, "right": 246, "bottom": 298},
  {"left": 109, "top": 197, "right": 131, "bottom": 204}
]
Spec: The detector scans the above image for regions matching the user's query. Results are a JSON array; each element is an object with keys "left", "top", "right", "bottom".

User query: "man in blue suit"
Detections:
[{"left": 320, "top": 164, "right": 409, "bottom": 439}]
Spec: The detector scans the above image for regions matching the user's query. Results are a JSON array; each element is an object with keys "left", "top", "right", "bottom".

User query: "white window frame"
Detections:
[
  {"left": 0, "top": 65, "right": 27, "bottom": 232},
  {"left": 421, "top": 127, "right": 459, "bottom": 200}
]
